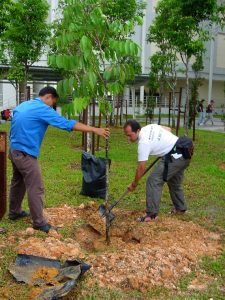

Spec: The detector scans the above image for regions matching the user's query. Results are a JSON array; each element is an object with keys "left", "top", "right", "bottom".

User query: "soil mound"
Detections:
[{"left": 16, "top": 203, "right": 221, "bottom": 292}]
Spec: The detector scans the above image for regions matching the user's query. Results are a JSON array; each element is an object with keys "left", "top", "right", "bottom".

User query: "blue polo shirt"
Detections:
[{"left": 10, "top": 98, "right": 76, "bottom": 157}]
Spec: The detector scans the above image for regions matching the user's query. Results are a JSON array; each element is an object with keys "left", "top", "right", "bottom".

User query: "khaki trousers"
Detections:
[{"left": 9, "top": 150, "right": 47, "bottom": 226}]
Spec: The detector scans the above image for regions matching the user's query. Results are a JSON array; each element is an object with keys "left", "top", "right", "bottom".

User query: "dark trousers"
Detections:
[
  {"left": 9, "top": 150, "right": 47, "bottom": 226},
  {"left": 146, "top": 156, "right": 190, "bottom": 214}
]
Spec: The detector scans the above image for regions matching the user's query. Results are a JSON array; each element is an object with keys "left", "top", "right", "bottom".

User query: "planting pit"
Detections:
[{"left": 15, "top": 203, "right": 222, "bottom": 293}]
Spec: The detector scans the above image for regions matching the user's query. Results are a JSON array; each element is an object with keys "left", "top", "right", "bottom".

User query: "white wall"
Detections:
[{"left": 0, "top": 82, "right": 16, "bottom": 110}]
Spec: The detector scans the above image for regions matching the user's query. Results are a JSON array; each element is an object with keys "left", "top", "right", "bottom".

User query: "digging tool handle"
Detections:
[
  {"left": 109, "top": 157, "right": 160, "bottom": 211},
  {"left": 142, "top": 156, "right": 160, "bottom": 176},
  {"left": 109, "top": 189, "right": 129, "bottom": 211}
]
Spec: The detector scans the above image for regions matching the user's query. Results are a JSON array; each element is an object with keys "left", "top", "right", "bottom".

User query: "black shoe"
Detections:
[
  {"left": 170, "top": 208, "right": 186, "bottom": 215},
  {"left": 33, "top": 223, "right": 57, "bottom": 233},
  {"left": 9, "top": 210, "right": 30, "bottom": 220}
]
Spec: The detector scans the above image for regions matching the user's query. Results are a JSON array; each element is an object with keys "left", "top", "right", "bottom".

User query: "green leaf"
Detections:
[
  {"left": 98, "top": 99, "right": 113, "bottom": 116},
  {"left": 103, "top": 68, "right": 112, "bottom": 81},
  {"left": 73, "top": 97, "right": 91, "bottom": 114},
  {"left": 80, "top": 35, "right": 92, "bottom": 52},
  {"left": 55, "top": 56, "right": 64, "bottom": 69},
  {"left": 134, "top": 16, "right": 143, "bottom": 25},
  {"left": 88, "top": 71, "right": 97, "bottom": 90},
  {"left": 57, "top": 80, "right": 64, "bottom": 97},
  {"left": 48, "top": 55, "right": 56, "bottom": 67},
  {"left": 107, "top": 82, "right": 122, "bottom": 94},
  {"left": 125, "top": 41, "right": 130, "bottom": 55}
]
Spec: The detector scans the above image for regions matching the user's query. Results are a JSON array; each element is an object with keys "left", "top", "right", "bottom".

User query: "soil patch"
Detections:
[
  {"left": 219, "top": 162, "right": 225, "bottom": 170},
  {"left": 15, "top": 203, "right": 222, "bottom": 292},
  {"left": 44, "top": 204, "right": 79, "bottom": 227}
]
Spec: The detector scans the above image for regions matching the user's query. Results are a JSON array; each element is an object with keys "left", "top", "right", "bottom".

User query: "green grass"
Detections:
[
  {"left": 201, "top": 251, "right": 225, "bottom": 277},
  {"left": 0, "top": 123, "right": 225, "bottom": 299}
]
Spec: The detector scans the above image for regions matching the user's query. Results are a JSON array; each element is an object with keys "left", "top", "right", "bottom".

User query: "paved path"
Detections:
[
  {"left": 197, "top": 119, "right": 225, "bottom": 133},
  {"left": 151, "top": 118, "right": 225, "bottom": 134}
]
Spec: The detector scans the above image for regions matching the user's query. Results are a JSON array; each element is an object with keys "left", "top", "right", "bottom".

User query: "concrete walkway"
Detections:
[
  {"left": 196, "top": 119, "right": 225, "bottom": 133},
  {"left": 155, "top": 117, "right": 225, "bottom": 134}
]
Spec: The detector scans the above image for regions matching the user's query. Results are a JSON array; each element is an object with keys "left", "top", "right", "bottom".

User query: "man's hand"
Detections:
[
  {"left": 73, "top": 122, "right": 110, "bottom": 139},
  {"left": 128, "top": 181, "right": 137, "bottom": 192},
  {"left": 128, "top": 161, "right": 146, "bottom": 192},
  {"left": 94, "top": 127, "right": 110, "bottom": 138}
]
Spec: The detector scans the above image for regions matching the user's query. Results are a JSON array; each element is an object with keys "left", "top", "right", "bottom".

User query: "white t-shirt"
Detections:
[{"left": 138, "top": 124, "right": 178, "bottom": 161}]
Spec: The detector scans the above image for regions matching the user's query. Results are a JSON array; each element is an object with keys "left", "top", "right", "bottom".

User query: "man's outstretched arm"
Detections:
[{"left": 73, "top": 122, "right": 110, "bottom": 138}]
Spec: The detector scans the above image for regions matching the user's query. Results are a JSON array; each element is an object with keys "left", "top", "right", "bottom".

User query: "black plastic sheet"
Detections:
[{"left": 9, "top": 254, "right": 91, "bottom": 300}]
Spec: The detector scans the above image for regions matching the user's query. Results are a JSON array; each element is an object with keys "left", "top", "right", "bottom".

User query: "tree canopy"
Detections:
[
  {"left": 1, "top": 0, "right": 50, "bottom": 101},
  {"left": 49, "top": 0, "right": 143, "bottom": 114},
  {"left": 147, "top": 0, "right": 225, "bottom": 134}
]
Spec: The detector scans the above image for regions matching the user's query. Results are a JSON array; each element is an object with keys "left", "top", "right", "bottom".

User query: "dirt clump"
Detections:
[
  {"left": 44, "top": 204, "right": 78, "bottom": 227},
  {"left": 31, "top": 266, "right": 59, "bottom": 285},
  {"left": 28, "top": 287, "right": 44, "bottom": 300},
  {"left": 17, "top": 237, "right": 81, "bottom": 260}
]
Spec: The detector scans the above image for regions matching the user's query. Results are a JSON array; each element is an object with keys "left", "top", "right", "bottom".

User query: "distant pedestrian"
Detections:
[
  {"left": 8, "top": 86, "right": 110, "bottom": 233},
  {"left": 204, "top": 100, "right": 215, "bottom": 125},
  {"left": 197, "top": 99, "right": 205, "bottom": 126}
]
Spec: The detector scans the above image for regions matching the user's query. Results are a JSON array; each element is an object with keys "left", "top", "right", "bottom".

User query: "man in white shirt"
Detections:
[{"left": 123, "top": 120, "right": 191, "bottom": 222}]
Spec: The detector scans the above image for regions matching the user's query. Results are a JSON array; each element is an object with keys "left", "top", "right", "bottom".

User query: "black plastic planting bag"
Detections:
[
  {"left": 9, "top": 254, "right": 91, "bottom": 300},
  {"left": 80, "top": 151, "right": 110, "bottom": 199}
]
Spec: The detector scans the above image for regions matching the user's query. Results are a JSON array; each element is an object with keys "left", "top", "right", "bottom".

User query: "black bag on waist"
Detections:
[
  {"left": 175, "top": 136, "right": 194, "bottom": 159},
  {"left": 80, "top": 151, "right": 110, "bottom": 199},
  {"left": 163, "top": 136, "right": 194, "bottom": 181}
]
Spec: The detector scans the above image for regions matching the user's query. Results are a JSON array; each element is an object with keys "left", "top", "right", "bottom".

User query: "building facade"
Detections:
[{"left": 0, "top": 0, "right": 225, "bottom": 115}]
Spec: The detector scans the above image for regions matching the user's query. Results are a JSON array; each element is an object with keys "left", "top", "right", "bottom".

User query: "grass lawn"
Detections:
[{"left": 0, "top": 122, "right": 224, "bottom": 299}]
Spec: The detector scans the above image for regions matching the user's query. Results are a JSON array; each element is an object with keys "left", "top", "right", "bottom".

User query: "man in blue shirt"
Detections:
[{"left": 9, "top": 86, "right": 109, "bottom": 233}]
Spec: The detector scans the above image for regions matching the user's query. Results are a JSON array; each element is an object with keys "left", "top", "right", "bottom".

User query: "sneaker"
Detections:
[
  {"left": 33, "top": 223, "right": 57, "bottom": 233},
  {"left": 9, "top": 210, "right": 30, "bottom": 220}
]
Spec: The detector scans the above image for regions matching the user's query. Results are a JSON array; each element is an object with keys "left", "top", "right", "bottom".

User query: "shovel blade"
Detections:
[
  {"left": 98, "top": 204, "right": 107, "bottom": 217},
  {"left": 98, "top": 204, "right": 116, "bottom": 223}
]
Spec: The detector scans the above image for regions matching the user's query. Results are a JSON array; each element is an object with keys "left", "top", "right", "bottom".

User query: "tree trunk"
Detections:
[
  {"left": 168, "top": 92, "right": 171, "bottom": 127},
  {"left": 115, "top": 95, "right": 120, "bottom": 127},
  {"left": 104, "top": 96, "right": 110, "bottom": 245},
  {"left": 92, "top": 98, "right": 95, "bottom": 155},
  {"left": 171, "top": 87, "right": 176, "bottom": 129},
  {"left": 176, "top": 87, "right": 182, "bottom": 136},
  {"left": 184, "top": 57, "right": 190, "bottom": 136},
  {"left": 120, "top": 95, "right": 123, "bottom": 126},
  {"left": 19, "top": 81, "right": 27, "bottom": 103},
  {"left": 96, "top": 112, "right": 102, "bottom": 151},
  {"left": 15, "top": 82, "right": 19, "bottom": 106},
  {"left": 82, "top": 108, "right": 88, "bottom": 151},
  {"left": 192, "top": 91, "right": 197, "bottom": 141},
  {"left": 158, "top": 81, "right": 163, "bottom": 125}
]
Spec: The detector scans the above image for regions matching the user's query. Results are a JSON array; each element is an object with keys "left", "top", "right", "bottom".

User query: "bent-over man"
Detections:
[{"left": 123, "top": 120, "right": 192, "bottom": 221}]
